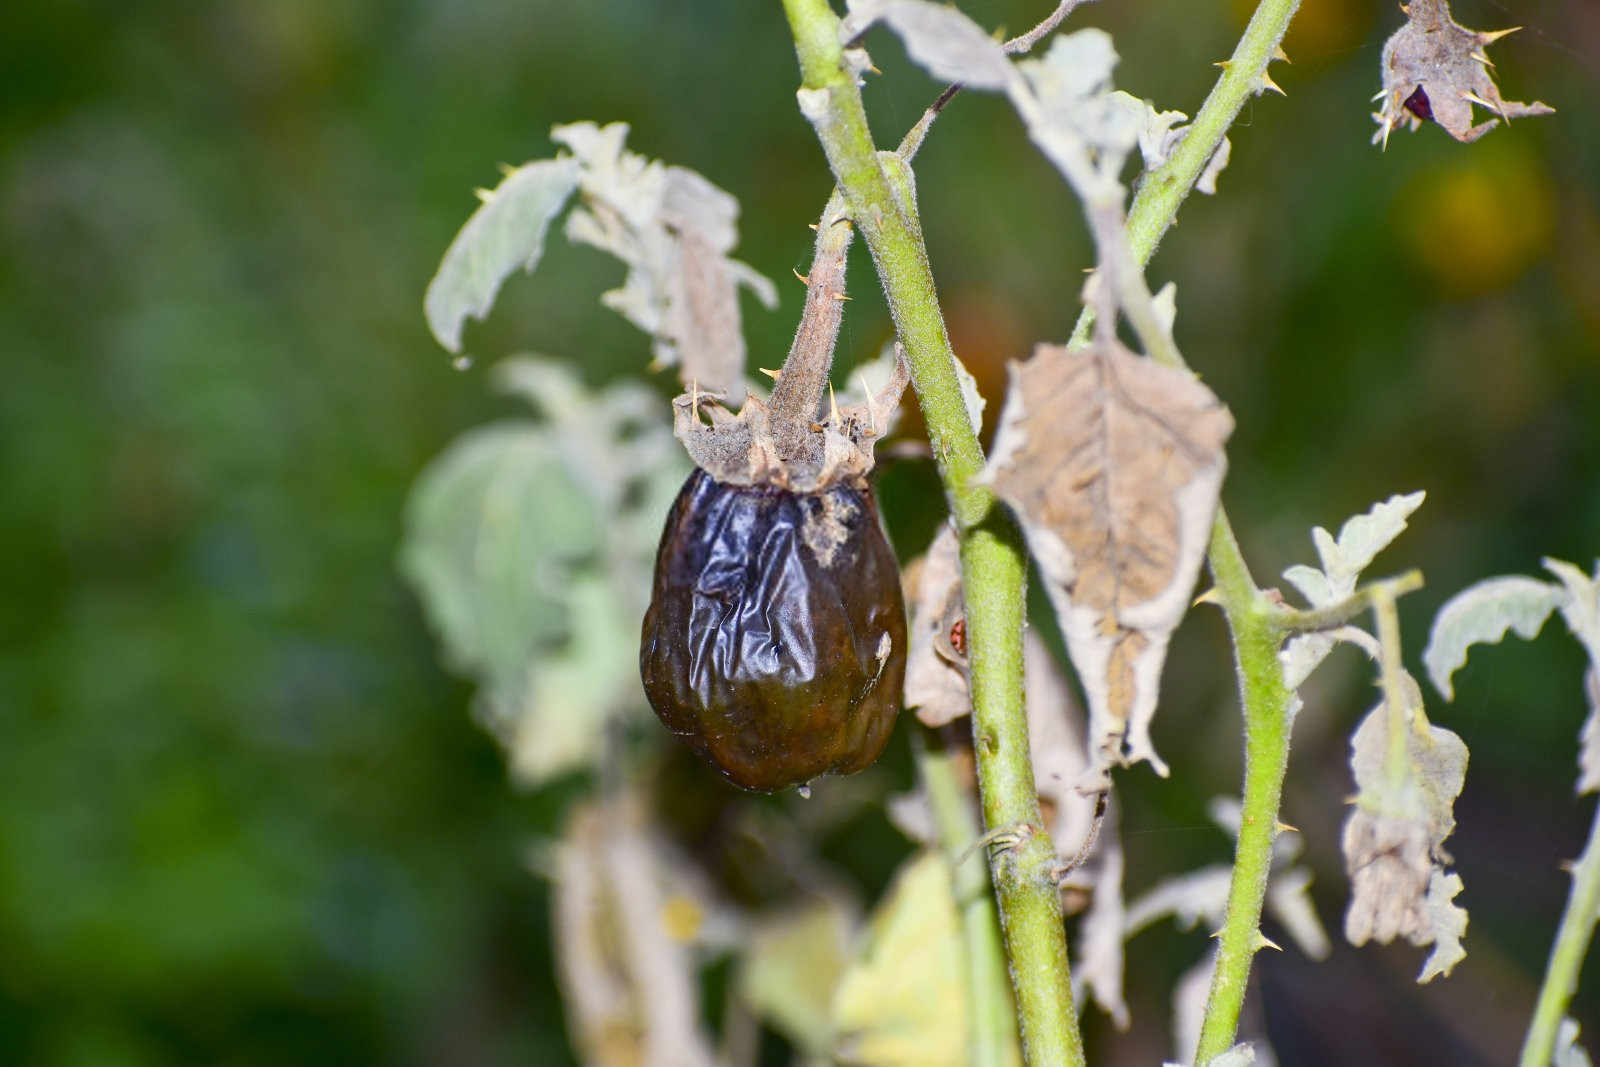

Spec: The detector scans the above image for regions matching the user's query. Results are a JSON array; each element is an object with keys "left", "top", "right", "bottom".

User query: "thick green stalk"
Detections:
[
  {"left": 914, "top": 727, "right": 1023, "bottom": 1067},
  {"left": 1070, "top": 0, "right": 1302, "bottom": 347},
  {"left": 1521, "top": 797, "right": 1600, "bottom": 1065},
  {"left": 781, "top": 2, "right": 1083, "bottom": 1064}
]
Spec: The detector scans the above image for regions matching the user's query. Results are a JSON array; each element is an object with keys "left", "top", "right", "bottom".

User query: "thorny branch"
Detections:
[{"left": 782, "top": 0, "right": 1085, "bottom": 1062}]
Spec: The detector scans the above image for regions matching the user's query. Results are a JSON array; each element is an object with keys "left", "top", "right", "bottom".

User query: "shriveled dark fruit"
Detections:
[{"left": 640, "top": 468, "right": 907, "bottom": 792}]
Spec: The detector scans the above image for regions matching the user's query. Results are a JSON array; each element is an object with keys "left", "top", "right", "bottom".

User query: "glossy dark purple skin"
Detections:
[{"left": 640, "top": 469, "right": 907, "bottom": 792}]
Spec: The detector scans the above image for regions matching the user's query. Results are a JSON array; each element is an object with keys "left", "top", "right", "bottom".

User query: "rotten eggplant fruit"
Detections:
[{"left": 640, "top": 470, "right": 906, "bottom": 792}]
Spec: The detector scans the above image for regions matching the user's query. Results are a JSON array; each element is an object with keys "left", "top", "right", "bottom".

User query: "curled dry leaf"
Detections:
[
  {"left": 553, "top": 122, "right": 776, "bottom": 401},
  {"left": 1341, "top": 672, "right": 1469, "bottom": 982},
  {"left": 901, "top": 527, "right": 1108, "bottom": 862},
  {"left": 1373, "top": 0, "right": 1553, "bottom": 147},
  {"left": 984, "top": 339, "right": 1233, "bottom": 778}
]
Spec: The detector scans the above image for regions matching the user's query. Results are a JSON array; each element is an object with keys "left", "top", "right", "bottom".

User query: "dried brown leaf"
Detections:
[
  {"left": 984, "top": 340, "right": 1233, "bottom": 777},
  {"left": 1373, "top": 0, "right": 1554, "bottom": 147}
]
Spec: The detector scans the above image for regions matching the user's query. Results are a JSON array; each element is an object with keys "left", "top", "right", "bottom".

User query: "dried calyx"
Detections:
[
  {"left": 672, "top": 196, "right": 908, "bottom": 492},
  {"left": 1373, "top": 0, "right": 1553, "bottom": 147}
]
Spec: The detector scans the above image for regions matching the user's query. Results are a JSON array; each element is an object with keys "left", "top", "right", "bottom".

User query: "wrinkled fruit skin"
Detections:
[{"left": 641, "top": 469, "right": 907, "bottom": 792}]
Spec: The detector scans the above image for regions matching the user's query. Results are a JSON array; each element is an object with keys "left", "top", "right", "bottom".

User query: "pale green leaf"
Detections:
[
  {"left": 1422, "top": 575, "right": 1564, "bottom": 700},
  {"left": 507, "top": 574, "right": 640, "bottom": 784},
  {"left": 1282, "top": 492, "right": 1426, "bottom": 693},
  {"left": 843, "top": 0, "right": 1014, "bottom": 92},
  {"left": 1281, "top": 563, "right": 1332, "bottom": 607},
  {"left": 399, "top": 422, "right": 596, "bottom": 693},
  {"left": 399, "top": 359, "right": 690, "bottom": 785},
  {"left": 832, "top": 851, "right": 967, "bottom": 1067},
  {"left": 1546, "top": 558, "right": 1600, "bottom": 664},
  {"left": 1315, "top": 490, "right": 1426, "bottom": 588},
  {"left": 1016, "top": 31, "right": 1143, "bottom": 179},
  {"left": 424, "top": 158, "right": 580, "bottom": 353}
]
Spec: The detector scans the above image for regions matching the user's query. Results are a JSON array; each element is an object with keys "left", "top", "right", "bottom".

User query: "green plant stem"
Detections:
[
  {"left": 1521, "top": 796, "right": 1600, "bottom": 1066},
  {"left": 914, "top": 727, "right": 1023, "bottom": 1067},
  {"left": 1069, "top": 0, "right": 1302, "bottom": 347},
  {"left": 1192, "top": 514, "right": 1296, "bottom": 1065},
  {"left": 781, "top": 2, "right": 1082, "bottom": 1064},
  {"left": 1269, "top": 570, "right": 1425, "bottom": 635}
]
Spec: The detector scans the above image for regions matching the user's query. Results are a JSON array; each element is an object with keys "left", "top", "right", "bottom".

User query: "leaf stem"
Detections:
[
  {"left": 781, "top": 2, "right": 1083, "bottom": 1064},
  {"left": 1269, "top": 570, "right": 1426, "bottom": 636},
  {"left": 914, "top": 726, "right": 1024, "bottom": 1067},
  {"left": 1069, "top": 0, "right": 1302, "bottom": 346},
  {"left": 1521, "top": 792, "right": 1600, "bottom": 1064}
]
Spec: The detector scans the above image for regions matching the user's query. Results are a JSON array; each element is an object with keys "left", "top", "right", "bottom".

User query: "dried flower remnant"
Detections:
[{"left": 1373, "top": 0, "right": 1553, "bottom": 148}]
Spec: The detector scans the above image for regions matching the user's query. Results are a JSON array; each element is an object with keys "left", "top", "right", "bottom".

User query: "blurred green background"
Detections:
[{"left": 3, "top": 0, "right": 1598, "bottom": 1063}]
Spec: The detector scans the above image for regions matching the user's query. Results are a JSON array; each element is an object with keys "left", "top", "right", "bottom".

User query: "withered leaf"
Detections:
[
  {"left": 1341, "top": 673, "right": 1469, "bottom": 982},
  {"left": 553, "top": 122, "right": 776, "bottom": 401},
  {"left": 984, "top": 339, "right": 1233, "bottom": 777},
  {"left": 553, "top": 793, "right": 722, "bottom": 1067},
  {"left": 1373, "top": 0, "right": 1554, "bottom": 147}
]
